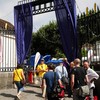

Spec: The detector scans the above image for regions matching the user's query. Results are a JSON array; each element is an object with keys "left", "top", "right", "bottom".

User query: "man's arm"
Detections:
[
  {"left": 89, "top": 69, "right": 99, "bottom": 82},
  {"left": 85, "top": 75, "right": 89, "bottom": 83},
  {"left": 58, "top": 79, "right": 62, "bottom": 86},
  {"left": 71, "top": 74, "right": 75, "bottom": 90}
]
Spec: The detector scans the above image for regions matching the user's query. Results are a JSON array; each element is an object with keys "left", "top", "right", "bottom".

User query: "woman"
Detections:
[{"left": 13, "top": 64, "right": 25, "bottom": 100}]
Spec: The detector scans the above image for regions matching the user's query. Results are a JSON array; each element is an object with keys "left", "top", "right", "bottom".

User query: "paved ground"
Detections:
[{"left": 0, "top": 84, "right": 73, "bottom": 100}]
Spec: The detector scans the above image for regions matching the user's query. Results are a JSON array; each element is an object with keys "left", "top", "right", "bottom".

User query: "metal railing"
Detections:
[
  {"left": 77, "top": 10, "right": 100, "bottom": 71},
  {"left": 0, "top": 29, "right": 17, "bottom": 72}
]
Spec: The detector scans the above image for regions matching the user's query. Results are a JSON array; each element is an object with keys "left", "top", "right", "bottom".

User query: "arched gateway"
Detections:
[{"left": 14, "top": 0, "right": 78, "bottom": 64}]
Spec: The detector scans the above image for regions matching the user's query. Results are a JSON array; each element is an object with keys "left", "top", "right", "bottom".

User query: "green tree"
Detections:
[{"left": 31, "top": 21, "right": 64, "bottom": 57}]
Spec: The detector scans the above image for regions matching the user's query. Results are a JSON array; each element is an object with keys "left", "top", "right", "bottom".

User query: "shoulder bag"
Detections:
[
  {"left": 61, "top": 66, "right": 69, "bottom": 84},
  {"left": 77, "top": 80, "right": 90, "bottom": 97},
  {"left": 75, "top": 67, "right": 90, "bottom": 97}
]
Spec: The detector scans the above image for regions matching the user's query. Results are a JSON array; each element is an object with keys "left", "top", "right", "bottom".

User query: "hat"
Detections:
[
  {"left": 41, "top": 58, "right": 44, "bottom": 61},
  {"left": 58, "top": 60, "right": 63, "bottom": 63}
]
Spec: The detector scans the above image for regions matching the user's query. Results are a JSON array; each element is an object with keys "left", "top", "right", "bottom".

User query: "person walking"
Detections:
[
  {"left": 36, "top": 58, "right": 48, "bottom": 97},
  {"left": 71, "top": 58, "right": 89, "bottom": 100},
  {"left": 43, "top": 63, "right": 62, "bottom": 100},
  {"left": 36, "top": 58, "right": 48, "bottom": 82},
  {"left": 13, "top": 64, "right": 26, "bottom": 100},
  {"left": 55, "top": 60, "right": 68, "bottom": 99},
  {"left": 55, "top": 60, "right": 68, "bottom": 85},
  {"left": 83, "top": 60, "right": 99, "bottom": 100}
]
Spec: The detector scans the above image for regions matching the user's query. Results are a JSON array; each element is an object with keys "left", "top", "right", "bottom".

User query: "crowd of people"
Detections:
[{"left": 12, "top": 58, "right": 99, "bottom": 100}]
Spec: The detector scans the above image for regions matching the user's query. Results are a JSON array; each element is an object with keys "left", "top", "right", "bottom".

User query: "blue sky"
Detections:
[{"left": 0, "top": 0, "right": 100, "bottom": 32}]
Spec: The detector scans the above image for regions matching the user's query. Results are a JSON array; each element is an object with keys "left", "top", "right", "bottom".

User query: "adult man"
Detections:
[
  {"left": 83, "top": 60, "right": 99, "bottom": 100},
  {"left": 43, "top": 63, "right": 62, "bottom": 100},
  {"left": 67, "top": 61, "right": 75, "bottom": 97},
  {"left": 71, "top": 58, "right": 89, "bottom": 100},
  {"left": 36, "top": 59, "right": 48, "bottom": 78},
  {"left": 55, "top": 60, "right": 68, "bottom": 79},
  {"left": 55, "top": 60, "right": 68, "bottom": 83},
  {"left": 55, "top": 60, "right": 68, "bottom": 98},
  {"left": 36, "top": 58, "right": 48, "bottom": 97}
]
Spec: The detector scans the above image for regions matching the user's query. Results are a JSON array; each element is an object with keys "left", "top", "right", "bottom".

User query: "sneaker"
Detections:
[{"left": 15, "top": 96, "right": 20, "bottom": 100}]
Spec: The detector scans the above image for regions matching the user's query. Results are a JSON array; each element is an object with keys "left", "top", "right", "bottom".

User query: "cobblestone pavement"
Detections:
[{"left": 0, "top": 85, "right": 73, "bottom": 100}]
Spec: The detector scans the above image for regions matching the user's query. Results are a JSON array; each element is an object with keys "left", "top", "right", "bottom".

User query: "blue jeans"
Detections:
[{"left": 14, "top": 81, "right": 24, "bottom": 92}]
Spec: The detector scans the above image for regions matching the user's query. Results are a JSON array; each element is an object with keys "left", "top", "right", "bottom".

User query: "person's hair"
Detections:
[
  {"left": 47, "top": 63, "right": 55, "bottom": 70},
  {"left": 74, "top": 58, "right": 81, "bottom": 65},
  {"left": 17, "top": 64, "right": 23, "bottom": 69},
  {"left": 83, "top": 60, "right": 89, "bottom": 63}
]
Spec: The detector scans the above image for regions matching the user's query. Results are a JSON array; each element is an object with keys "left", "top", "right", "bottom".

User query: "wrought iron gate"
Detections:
[
  {"left": 0, "top": 30, "right": 17, "bottom": 72},
  {"left": 77, "top": 10, "right": 100, "bottom": 71}
]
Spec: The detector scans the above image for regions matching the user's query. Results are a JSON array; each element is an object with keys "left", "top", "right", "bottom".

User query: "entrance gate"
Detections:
[
  {"left": 18, "top": 0, "right": 55, "bottom": 15},
  {"left": 14, "top": 0, "right": 77, "bottom": 64}
]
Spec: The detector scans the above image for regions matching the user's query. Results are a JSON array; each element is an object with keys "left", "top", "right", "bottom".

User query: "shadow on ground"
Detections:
[
  {"left": 24, "top": 89, "right": 42, "bottom": 98},
  {"left": 24, "top": 90, "right": 41, "bottom": 95},
  {"left": 0, "top": 93, "right": 16, "bottom": 98}
]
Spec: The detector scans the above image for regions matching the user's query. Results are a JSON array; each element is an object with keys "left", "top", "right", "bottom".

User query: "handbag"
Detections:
[
  {"left": 61, "top": 76, "right": 69, "bottom": 84},
  {"left": 58, "top": 89, "right": 65, "bottom": 98},
  {"left": 61, "top": 66, "right": 69, "bottom": 84},
  {"left": 78, "top": 85, "right": 90, "bottom": 97},
  {"left": 20, "top": 79, "right": 25, "bottom": 85}
]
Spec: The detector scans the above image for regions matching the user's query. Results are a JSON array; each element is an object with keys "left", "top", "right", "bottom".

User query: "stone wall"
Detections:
[{"left": 0, "top": 72, "right": 13, "bottom": 89}]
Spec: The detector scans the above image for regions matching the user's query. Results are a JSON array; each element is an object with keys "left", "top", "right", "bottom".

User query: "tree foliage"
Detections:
[{"left": 31, "top": 21, "right": 65, "bottom": 57}]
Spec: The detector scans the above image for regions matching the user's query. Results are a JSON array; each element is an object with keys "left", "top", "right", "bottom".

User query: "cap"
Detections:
[
  {"left": 41, "top": 58, "right": 44, "bottom": 61},
  {"left": 58, "top": 60, "right": 63, "bottom": 63}
]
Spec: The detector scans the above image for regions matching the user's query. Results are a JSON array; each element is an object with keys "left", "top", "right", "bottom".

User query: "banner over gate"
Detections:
[
  {"left": 54, "top": 0, "right": 77, "bottom": 62},
  {"left": 14, "top": 3, "right": 33, "bottom": 64}
]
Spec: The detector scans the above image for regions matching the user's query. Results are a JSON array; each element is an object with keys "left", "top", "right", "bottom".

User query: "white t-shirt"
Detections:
[{"left": 87, "top": 67, "right": 99, "bottom": 88}]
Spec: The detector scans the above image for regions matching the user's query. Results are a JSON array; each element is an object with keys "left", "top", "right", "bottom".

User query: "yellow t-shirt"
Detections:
[
  {"left": 13, "top": 69, "right": 23, "bottom": 81},
  {"left": 36, "top": 64, "right": 48, "bottom": 78}
]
